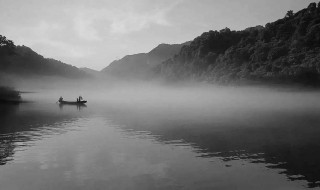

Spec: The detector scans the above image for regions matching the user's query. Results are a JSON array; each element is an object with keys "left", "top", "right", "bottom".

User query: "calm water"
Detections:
[{"left": 1, "top": 87, "right": 320, "bottom": 189}]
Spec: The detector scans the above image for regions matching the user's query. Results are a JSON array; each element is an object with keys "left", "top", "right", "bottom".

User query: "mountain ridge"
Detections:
[
  {"left": 101, "top": 42, "right": 191, "bottom": 79},
  {"left": 157, "top": 2, "right": 320, "bottom": 85},
  {"left": 0, "top": 36, "right": 88, "bottom": 79}
]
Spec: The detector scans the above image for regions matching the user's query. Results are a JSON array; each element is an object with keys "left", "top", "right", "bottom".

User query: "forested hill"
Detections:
[
  {"left": 101, "top": 42, "right": 190, "bottom": 79},
  {"left": 0, "top": 35, "right": 87, "bottom": 78},
  {"left": 158, "top": 2, "right": 320, "bottom": 85}
]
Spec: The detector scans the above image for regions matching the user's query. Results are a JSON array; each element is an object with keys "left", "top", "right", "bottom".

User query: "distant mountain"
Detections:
[
  {"left": 158, "top": 2, "right": 320, "bottom": 85},
  {"left": 147, "top": 43, "right": 191, "bottom": 67},
  {"left": 101, "top": 42, "right": 190, "bottom": 79},
  {"left": 80, "top": 67, "right": 101, "bottom": 76},
  {"left": 0, "top": 35, "right": 87, "bottom": 79}
]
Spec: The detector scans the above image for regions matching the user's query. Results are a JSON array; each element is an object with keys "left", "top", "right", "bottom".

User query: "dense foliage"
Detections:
[
  {"left": 0, "top": 35, "right": 87, "bottom": 78},
  {"left": 159, "top": 3, "right": 320, "bottom": 85}
]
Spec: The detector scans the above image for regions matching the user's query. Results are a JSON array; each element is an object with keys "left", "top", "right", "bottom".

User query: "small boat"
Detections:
[
  {"left": 58, "top": 100, "right": 87, "bottom": 105},
  {"left": 58, "top": 96, "right": 87, "bottom": 105}
]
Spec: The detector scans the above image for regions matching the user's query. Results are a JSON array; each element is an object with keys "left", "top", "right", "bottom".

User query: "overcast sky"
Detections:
[{"left": 0, "top": 0, "right": 316, "bottom": 70}]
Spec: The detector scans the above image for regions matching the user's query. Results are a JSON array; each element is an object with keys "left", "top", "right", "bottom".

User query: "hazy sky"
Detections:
[{"left": 0, "top": 0, "right": 316, "bottom": 70}]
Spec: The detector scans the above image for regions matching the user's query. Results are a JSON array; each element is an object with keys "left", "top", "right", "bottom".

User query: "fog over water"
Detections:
[
  {"left": 1, "top": 79, "right": 320, "bottom": 189},
  {"left": 29, "top": 80, "right": 320, "bottom": 128},
  {"left": 1, "top": 0, "right": 320, "bottom": 188}
]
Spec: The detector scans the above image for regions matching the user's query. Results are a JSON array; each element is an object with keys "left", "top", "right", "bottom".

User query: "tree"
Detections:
[
  {"left": 0, "top": 35, "right": 15, "bottom": 55},
  {"left": 0, "top": 35, "right": 14, "bottom": 48},
  {"left": 307, "top": 3, "right": 317, "bottom": 12},
  {"left": 285, "top": 10, "right": 294, "bottom": 18},
  {"left": 220, "top": 27, "right": 231, "bottom": 33}
]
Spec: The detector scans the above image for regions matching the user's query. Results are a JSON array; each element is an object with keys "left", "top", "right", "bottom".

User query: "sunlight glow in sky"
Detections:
[{"left": 0, "top": 0, "right": 315, "bottom": 70}]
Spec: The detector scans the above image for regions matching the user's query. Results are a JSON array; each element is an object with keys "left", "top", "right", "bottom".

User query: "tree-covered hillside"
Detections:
[
  {"left": 0, "top": 35, "right": 87, "bottom": 78},
  {"left": 158, "top": 3, "right": 320, "bottom": 85}
]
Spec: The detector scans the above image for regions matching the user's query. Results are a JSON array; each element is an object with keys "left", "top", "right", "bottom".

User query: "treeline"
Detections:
[
  {"left": 0, "top": 35, "right": 87, "bottom": 78},
  {"left": 158, "top": 2, "right": 320, "bottom": 85}
]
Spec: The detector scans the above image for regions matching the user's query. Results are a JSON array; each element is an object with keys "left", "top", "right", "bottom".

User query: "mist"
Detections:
[
  {"left": 2, "top": 0, "right": 320, "bottom": 189},
  {"left": 2, "top": 73, "right": 320, "bottom": 189},
  {"left": 12, "top": 75, "right": 319, "bottom": 128}
]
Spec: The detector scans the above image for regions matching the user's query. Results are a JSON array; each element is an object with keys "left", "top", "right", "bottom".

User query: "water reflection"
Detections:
[
  {"left": 58, "top": 103, "right": 87, "bottom": 111},
  {"left": 0, "top": 103, "right": 84, "bottom": 166},
  {"left": 106, "top": 106, "right": 320, "bottom": 188},
  {"left": 1, "top": 100, "right": 320, "bottom": 189}
]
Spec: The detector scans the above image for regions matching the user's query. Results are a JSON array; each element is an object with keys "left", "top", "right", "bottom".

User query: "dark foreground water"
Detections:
[{"left": 1, "top": 87, "right": 320, "bottom": 189}]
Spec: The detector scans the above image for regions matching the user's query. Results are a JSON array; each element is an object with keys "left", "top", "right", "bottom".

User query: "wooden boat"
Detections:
[{"left": 58, "top": 100, "right": 87, "bottom": 105}]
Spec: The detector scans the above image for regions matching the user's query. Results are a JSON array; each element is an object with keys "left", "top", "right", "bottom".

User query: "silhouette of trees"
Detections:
[
  {"left": 0, "top": 35, "right": 87, "bottom": 78},
  {"left": 0, "top": 35, "right": 15, "bottom": 55},
  {"left": 0, "top": 35, "right": 14, "bottom": 47},
  {"left": 285, "top": 10, "right": 294, "bottom": 18}
]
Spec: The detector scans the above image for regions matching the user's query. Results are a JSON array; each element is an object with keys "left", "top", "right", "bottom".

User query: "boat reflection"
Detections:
[
  {"left": 1, "top": 101, "right": 320, "bottom": 188},
  {"left": 58, "top": 103, "right": 87, "bottom": 111}
]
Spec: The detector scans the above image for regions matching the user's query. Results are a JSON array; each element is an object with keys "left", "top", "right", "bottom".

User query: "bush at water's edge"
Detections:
[{"left": 0, "top": 86, "right": 21, "bottom": 103}]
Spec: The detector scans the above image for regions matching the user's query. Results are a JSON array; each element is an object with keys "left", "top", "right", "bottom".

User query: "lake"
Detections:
[{"left": 1, "top": 85, "right": 320, "bottom": 189}]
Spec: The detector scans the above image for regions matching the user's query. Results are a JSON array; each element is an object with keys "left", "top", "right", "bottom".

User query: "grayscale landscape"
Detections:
[{"left": 1, "top": 1, "right": 320, "bottom": 189}]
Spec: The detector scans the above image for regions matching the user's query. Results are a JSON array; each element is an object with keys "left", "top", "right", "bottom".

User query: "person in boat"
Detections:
[
  {"left": 77, "top": 96, "right": 83, "bottom": 102},
  {"left": 59, "top": 96, "right": 63, "bottom": 102}
]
